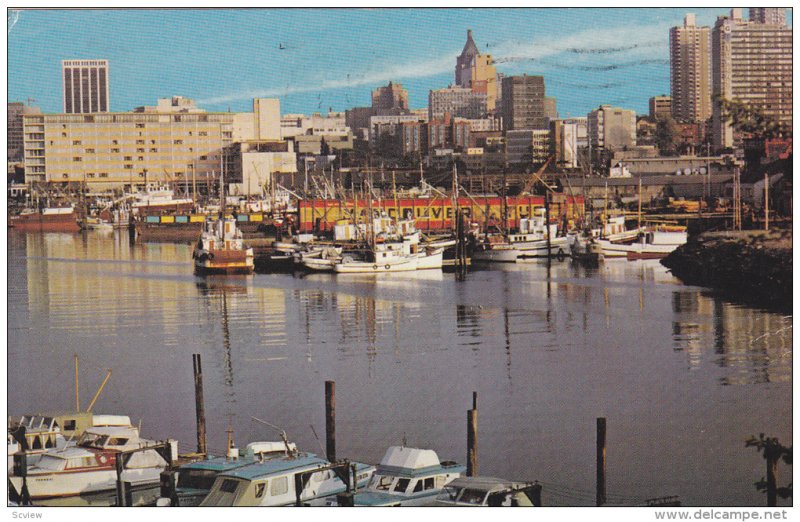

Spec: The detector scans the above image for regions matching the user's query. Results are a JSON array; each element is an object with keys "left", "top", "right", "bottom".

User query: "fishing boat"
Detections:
[
  {"left": 333, "top": 241, "right": 419, "bottom": 273},
  {"left": 198, "top": 452, "right": 375, "bottom": 506},
  {"left": 473, "top": 209, "right": 569, "bottom": 262},
  {"left": 598, "top": 228, "right": 687, "bottom": 260},
  {"left": 330, "top": 446, "right": 465, "bottom": 507},
  {"left": 9, "top": 205, "right": 81, "bottom": 233},
  {"left": 8, "top": 421, "right": 176, "bottom": 501},
  {"left": 83, "top": 217, "right": 114, "bottom": 233},
  {"left": 295, "top": 245, "right": 344, "bottom": 272},
  {"left": 162, "top": 441, "right": 298, "bottom": 506},
  {"left": 131, "top": 186, "right": 194, "bottom": 217},
  {"left": 434, "top": 476, "right": 542, "bottom": 506},
  {"left": 570, "top": 233, "right": 604, "bottom": 265},
  {"left": 193, "top": 216, "right": 255, "bottom": 275}
]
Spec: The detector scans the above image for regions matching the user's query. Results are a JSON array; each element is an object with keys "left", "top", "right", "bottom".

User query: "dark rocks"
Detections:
[{"left": 661, "top": 229, "right": 792, "bottom": 311}]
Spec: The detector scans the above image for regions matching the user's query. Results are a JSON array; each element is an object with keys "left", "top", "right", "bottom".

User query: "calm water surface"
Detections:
[{"left": 7, "top": 231, "right": 792, "bottom": 506}]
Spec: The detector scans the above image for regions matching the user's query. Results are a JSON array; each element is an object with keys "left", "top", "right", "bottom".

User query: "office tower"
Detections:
[
  {"left": 455, "top": 30, "right": 498, "bottom": 112},
  {"left": 501, "top": 75, "right": 548, "bottom": 131},
  {"left": 587, "top": 105, "right": 637, "bottom": 150},
  {"left": 711, "top": 9, "right": 792, "bottom": 149},
  {"left": 669, "top": 14, "right": 711, "bottom": 123},
  {"left": 372, "top": 82, "right": 409, "bottom": 114},
  {"left": 428, "top": 86, "right": 487, "bottom": 120},
  {"left": 62, "top": 59, "right": 109, "bottom": 113},
  {"left": 649, "top": 96, "right": 673, "bottom": 120}
]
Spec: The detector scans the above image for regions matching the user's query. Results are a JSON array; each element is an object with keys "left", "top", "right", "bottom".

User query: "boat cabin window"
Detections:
[
  {"left": 62, "top": 419, "right": 77, "bottom": 431},
  {"left": 413, "top": 480, "right": 423, "bottom": 493},
  {"left": 177, "top": 469, "right": 218, "bottom": 490},
  {"left": 441, "top": 485, "right": 460, "bottom": 501},
  {"left": 37, "top": 455, "right": 66, "bottom": 471},
  {"left": 255, "top": 482, "right": 266, "bottom": 499},
  {"left": 220, "top": 479, "right": 239, "bottom": 493},
  {"left": 270, "top": 476, "right": 288, "bottom": 496},
  {"left": 373, "top": 475, "right": 394, "bottom": 491},
  {"left": 29, "top": 435, "right": 43, "bottom": 450},
  {"left": 424, "top": 477, "right": 435, "bottom": 490},
  {"left": 458, "top": 488, "right": 488, "bottom": 505},
  {"left": 78, "top": 433, "right": 108, "bottom": 447},
  {"left": 393, "top": 478, "right": 410, "bottom": 493},
  {"left": 107, "top": 437, "right": 129, "bottom": 446}
]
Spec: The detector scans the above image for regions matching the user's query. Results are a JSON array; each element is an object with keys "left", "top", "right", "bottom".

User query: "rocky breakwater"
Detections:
[{"left": 661, "top": 229, "right": 792, "bottom": 311}]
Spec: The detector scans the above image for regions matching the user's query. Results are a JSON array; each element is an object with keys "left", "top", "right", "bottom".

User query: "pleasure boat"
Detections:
[
  {"left": 199, "top": 452, "right": 375, "bottom": 506},
  {"left": 161, "top": 441, "right": 298, "bottom": 506},
  {"left": 193, "top": 216, "right": 254, "bottom": 275},
  {"left": 8, "top": 422, "right": 176, "bottom": 501},
  {"left": 331, "top": 446, "right": 465, "bottom": 507},
  {"left": 434, "top": 476, "right": 542, "bottom": 506}
]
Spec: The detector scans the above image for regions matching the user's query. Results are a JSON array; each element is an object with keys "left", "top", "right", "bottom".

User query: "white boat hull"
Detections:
[
  {"left": 334, "top": 258, "right": 418, "bottom": 273},
  {"left": 9, "top": 466, "right": 164, "bottom": 500}
]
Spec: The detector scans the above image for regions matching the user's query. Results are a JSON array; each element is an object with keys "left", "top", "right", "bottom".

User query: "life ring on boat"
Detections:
[
  {"left": 99, "top": 455, "right": 107, "bottom": 464},
  {"left": 373, "top": 265, "right": 378, "bottom": 270},
  {"left": 385, "top": 264, "right": 391, "bottom": 270},
  {"left": 556, "top": 248, "right": 565, "bottom": 262}
]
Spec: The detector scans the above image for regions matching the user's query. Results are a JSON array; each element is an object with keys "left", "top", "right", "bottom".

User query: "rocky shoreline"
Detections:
[{"left": 661, "top": 229, "right": 792, "bottom": 312}]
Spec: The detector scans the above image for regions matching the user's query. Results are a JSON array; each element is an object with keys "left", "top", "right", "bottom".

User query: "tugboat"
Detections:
[{"left": 192, "top": 216, "right": 254, "bottom": 275}]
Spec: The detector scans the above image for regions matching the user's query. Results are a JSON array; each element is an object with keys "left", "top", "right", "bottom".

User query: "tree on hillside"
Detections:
[{"left": 655, "top": 115, "right": 681, "bottom": 156}]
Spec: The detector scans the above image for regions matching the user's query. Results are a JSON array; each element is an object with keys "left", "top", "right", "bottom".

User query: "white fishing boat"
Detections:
[
  {"left": 131, "top": 186, "right": 194, "bottom": 216},
  {"left": 434, "top": 476, "right": 542, "bottom": 506},
  {"left": 473, "top": 209, "right": 569, "bottom": 262},
  {"left": 295, "top": 245, "right": 344, "bottom": 272},
  {"left": 8, "top": 421, "right": 176, "bottom": 501},
  {"left": 570, "top": 233, "right": 604, "bottom": 265},
  {"left": 330, "top": 446, "right": 465, "bottom": 507},
  {"left": 599, "top": 228, "right": 687, "bottom": 260},
  {"left": 199, "top": 452, "right": 375, "bottom": 506},
  {"left": 193, "top": 216, "right": 254, "bottom": 275}
]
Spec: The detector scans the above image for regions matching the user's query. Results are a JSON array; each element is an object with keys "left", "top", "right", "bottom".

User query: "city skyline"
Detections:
[{"left": 8, "top": 8, "right": 792, "bottom": 117}]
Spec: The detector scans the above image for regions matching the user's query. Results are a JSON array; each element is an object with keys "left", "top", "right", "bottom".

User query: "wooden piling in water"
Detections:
[
  {"left": 192, "top": 353, "right": 207, "bottom": 455},
  {"left": 325, "top": 380, "right": 336, "bottom": 462},
  {"left": 596, "top": 417, "right": 607, "bottom": 506},
  {"left": 467, "top": 394, "right": 478, "bottom": 477}
]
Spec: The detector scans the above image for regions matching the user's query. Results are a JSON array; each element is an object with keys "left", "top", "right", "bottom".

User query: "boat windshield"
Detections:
[
  {"left": 457, "top": 488, "right": 488, "bottom": 505},
  {"left": 369, "top": 474, "right": 395, "bottom": 491},
  {"left": 177, "top": 469, "right": 219, "bottom": 491},
  {"left": 78, "top": 432, "right": 109, "bottom": 448},
  {"left": 36, "top": 454, "right": 67, "bottom": 471}
]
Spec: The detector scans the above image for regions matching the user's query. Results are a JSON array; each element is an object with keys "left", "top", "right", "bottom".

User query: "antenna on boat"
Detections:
[
  {"left": 309, "top": 424, "right": 327, "bottom": 456},
  {"left": 251, "top": 416, "right": 296, "bottom": 457}
]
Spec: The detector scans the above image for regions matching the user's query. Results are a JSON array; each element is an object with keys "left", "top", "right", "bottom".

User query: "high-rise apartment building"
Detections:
[
  {"left": 748, "top": 7, "right": 786, "bottom": 26},
  {"left": 372, "top": 82, "right": 409, "bottom": 114},
  {"left": 455, "top": 30, "right": 498, "bottom": 112},
  {"left": 428, "top": 86, "right": 487, "bottom": 121},
  {"left": 587, "top": 105, "right": 637, "bottom": 151},
  {"left": 8, "top": 102, "right": 41, "bottom": 162},
  {"left": 501, "top": 75, "right": 548, "bottom": 131},
  {"left": 669, "top": 14, "right": 711, "bottom": 123},
  {"left": 711, "top": 9, "right": 792, "bottom": 150},
  {"left": 62, "top": 59, "right": 109, "bottom": 113}
]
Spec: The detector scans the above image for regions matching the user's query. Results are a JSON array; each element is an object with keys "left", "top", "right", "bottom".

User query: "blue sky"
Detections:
[{"left": 7, "top": 8, "right": 793, "bottom": 118}]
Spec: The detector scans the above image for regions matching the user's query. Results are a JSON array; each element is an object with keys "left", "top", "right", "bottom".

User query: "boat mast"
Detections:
[
  {"left": 86, "top": 369, "right": 112, "bottom": 412},
  {"left": 74, "top": 353, "right": 80, "bottom": 411}
]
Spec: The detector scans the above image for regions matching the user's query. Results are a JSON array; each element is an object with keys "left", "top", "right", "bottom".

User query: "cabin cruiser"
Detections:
[
  {"left": 331, "top": 446, "right": 465, "bottom": 506},
  {"left": 8, "top": 421, "right": 176, "bottom": 501},
  {"left": 434, "top": 476, "right": 542, "bottom": 506},
  {"left": 598, "top": 228, "right": 687, "bottom": 260},
  {"left": 473, "top": 209, "right": 569, "bottom": 262},
  {"left": 199, "top": 452, "right": 374, "bottom": 506},
  {"left": 161, "top": 441, "right": 298, "bottom": 506}
]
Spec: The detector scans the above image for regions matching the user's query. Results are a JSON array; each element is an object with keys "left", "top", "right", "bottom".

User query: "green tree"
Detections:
[
  {"left": 655, "top": 116, "right": 681, "bottom": 156},
  {"left": 716, "top": 97, "right": 787, "bottom": 138}
]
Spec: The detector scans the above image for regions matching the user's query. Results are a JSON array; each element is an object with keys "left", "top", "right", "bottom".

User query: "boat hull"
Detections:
[
  {"left": 135, "top": 222, "right": 203, "bottom": 243},
  {"left": 195, "top": 248, "right": 255, "bottom": 275},
  {"left": 334, "top": 259, "right": 418, "bottom": 273},
  {"left": 9, "top": 466, "right": 163, "bottom": 501},
  {"left": 9, "top": 212, "right": 81, "bottom": 233}
]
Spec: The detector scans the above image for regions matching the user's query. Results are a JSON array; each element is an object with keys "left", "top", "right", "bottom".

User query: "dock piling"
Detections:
[
  {"left": 192, "top": 353, "right": 207, "bottom": 455},
  {"left": 325, "top": 380, "right": 336, "bottom": 463},
  {"left": 467, "top": 392, "right": 478, "bottom": 477},
  {"left": 596, "top": 417, "right": 607, "bottom": 506}
]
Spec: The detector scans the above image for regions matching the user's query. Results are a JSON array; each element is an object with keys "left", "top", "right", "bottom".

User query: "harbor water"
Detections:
[{"left": 7, "top": 230, "right": 792, "bottom": 506}]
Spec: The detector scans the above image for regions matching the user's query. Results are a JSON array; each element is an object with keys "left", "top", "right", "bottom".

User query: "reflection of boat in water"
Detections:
[
  {"left": 332, "top": 446, "right": 464, "bottom": 507},
  {"left": 199, "top": 451, "right": 375, "bottom": 506},
  {"left": 434, "top": 476, "right": 542, "bottom": 506}
]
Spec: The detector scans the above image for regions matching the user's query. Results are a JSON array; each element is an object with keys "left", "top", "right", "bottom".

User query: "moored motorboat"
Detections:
[
  {"left": 193, "top": 216, "right": 254, "bottom": 275},
  {"left": 434, "top": 476, "right": 542, "bottom": 506}
]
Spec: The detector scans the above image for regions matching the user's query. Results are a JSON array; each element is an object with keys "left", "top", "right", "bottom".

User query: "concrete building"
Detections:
[
  {"left": 62, "top": 59, "right": 109, "bottom": 113},
  {"left": 670, "top": 14, "right": 711, "bottom": 123},
  {"left": 501, "top": 75, "right": 548, "bottom": 131},
  {"left": 134, "top": 96, "right": 205, "bottom": 114},
  {"left": 649, "top": 95, "right": 673, "bottom": 120},
  {"left": 369, "top": 114, "right": 423, "bottom": 143},
  {"left": 400, "top": 121, "right": 428, "bottom": 155},
  {"left": 748, "top": 7, "right": 786, "bottom": 26},
  {"left": 551, "top": 117, "right": 588, "bottom": 169},
  {"left": 8, "top": 102, "right": 41, "bottom": 162},
  {"left": 455, "top": 30, "right": 498, "bottom": 112},
  {"left": 225, "top": 140, "right": 297, "bottom": 196},
  {"left": 711, "top": 9, "right": 792, "bottom": 150},
  {"left": 22, "top": 97, "right": 282, "bottom": 189},
  {"left": 281, "top": 112, "right": 349, "bottom": 139},
  {"left": 428, "top": 86, "right": 487, "bottom": 120},
  {"left": 372, "top": 82, "right": 409, "bottom": 114},
  {"left": 544, "top": 96, "right": 558, "bottom": 121},
  {"left": 505, "top": 129, "right": 551, "bottom": 166},
  {"left": 587, "top": 105, "right": 637, "bottom": 151}
]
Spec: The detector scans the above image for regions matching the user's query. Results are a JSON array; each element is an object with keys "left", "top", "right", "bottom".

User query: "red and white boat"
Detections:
[
  {"left": 9, "top": 206, "right": 81, "bottom": 233},
  {"left": 8, "top": 422, "right": 175, "bottom": 501}
]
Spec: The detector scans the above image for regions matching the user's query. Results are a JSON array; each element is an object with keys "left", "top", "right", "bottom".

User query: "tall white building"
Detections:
[
  {"left": 62, "top": 59, "right": 109, "bottom": 113},
  {"left": 587, "top": 105, "right": 636, "bottom": 151}
]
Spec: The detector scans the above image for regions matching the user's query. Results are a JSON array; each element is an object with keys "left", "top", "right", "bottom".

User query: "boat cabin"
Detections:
[{"left": 435, "top": 476, "right": 541, "bottom": 506}]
